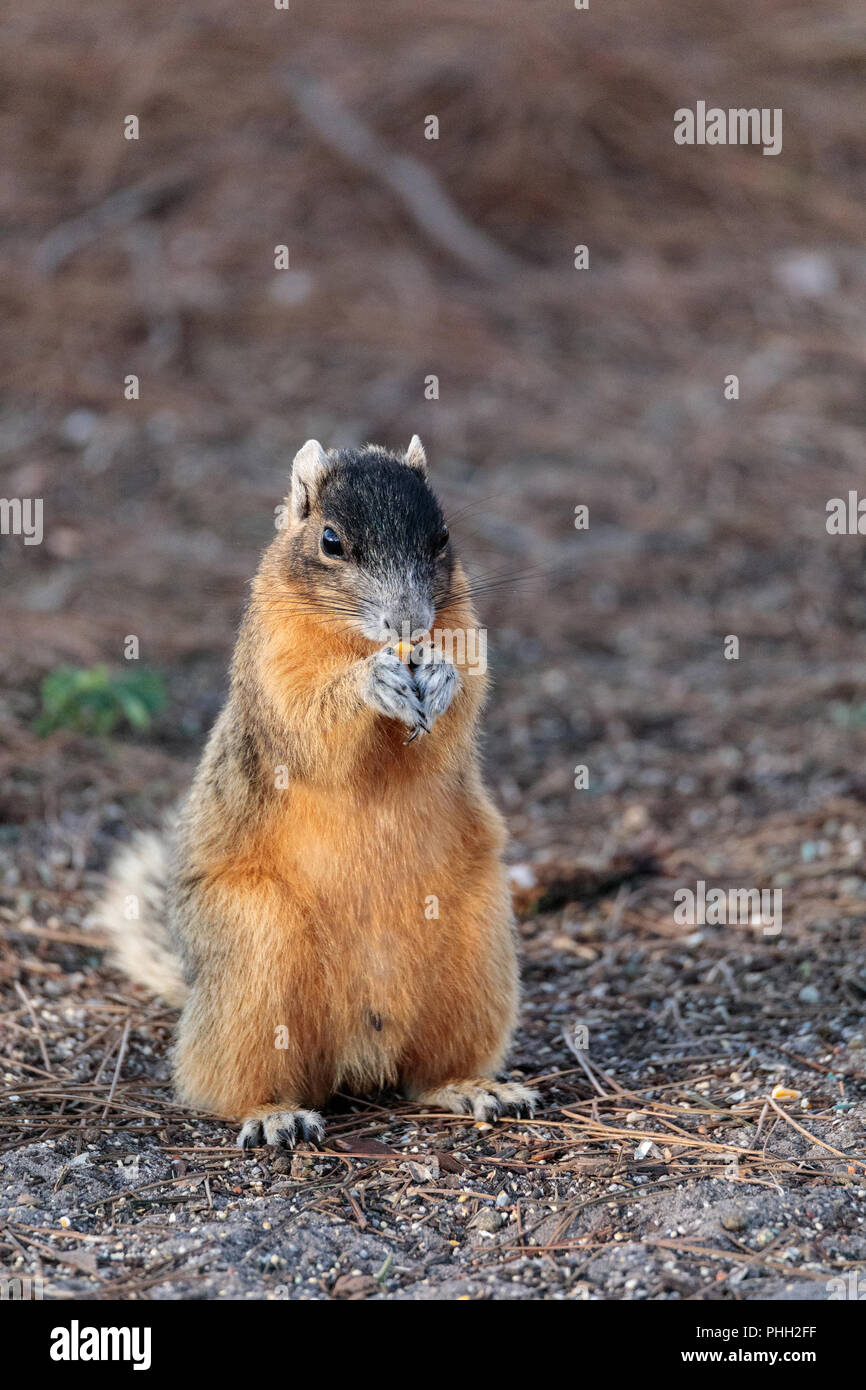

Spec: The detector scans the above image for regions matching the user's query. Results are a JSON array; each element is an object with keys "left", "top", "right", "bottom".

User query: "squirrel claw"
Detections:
[
  {"left": 404, "top": 711, "right": 432, "bottom": 743},
  {"left": 238, "top": 1107, "right": 325, "bottom": 1150}
]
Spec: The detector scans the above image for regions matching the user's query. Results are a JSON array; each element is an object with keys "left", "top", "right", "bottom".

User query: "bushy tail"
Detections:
[{"left": 94, "top": 823, "right": 188, "bottom": 1008}]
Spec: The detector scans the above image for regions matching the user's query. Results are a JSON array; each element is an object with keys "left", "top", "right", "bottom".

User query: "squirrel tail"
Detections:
[{"left": 95, "top": 823, "right": 188, "bottom": 1008}]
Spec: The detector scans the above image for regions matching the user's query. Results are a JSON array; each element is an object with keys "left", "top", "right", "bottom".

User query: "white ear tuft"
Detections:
[
  {"left": 290, "top": 439, "right": 330, "bottom": 520},
  {"left": 405, "top": 434, "right": 428, "bottom": 475}
]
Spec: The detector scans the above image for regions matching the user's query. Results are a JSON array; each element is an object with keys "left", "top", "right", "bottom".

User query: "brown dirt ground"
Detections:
[{"left": 2, "top": 0, "right": 866, "bottom": 1300}]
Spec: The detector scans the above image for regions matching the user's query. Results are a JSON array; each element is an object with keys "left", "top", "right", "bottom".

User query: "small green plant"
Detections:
[{"left": 35, "top": 665, "right": 167, "bottom": 737}]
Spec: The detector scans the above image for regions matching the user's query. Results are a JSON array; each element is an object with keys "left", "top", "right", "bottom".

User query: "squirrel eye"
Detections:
[
  {"left": 321, "top": 527, "right": 344, "bottom": 557},
  {"left": 434, "top": 524, "right": 449, "bottom": 553}
]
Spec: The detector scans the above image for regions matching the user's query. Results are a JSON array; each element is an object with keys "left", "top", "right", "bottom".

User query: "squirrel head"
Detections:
[{"left": 282, "top": 436, "right": 454, "bottom": 645}]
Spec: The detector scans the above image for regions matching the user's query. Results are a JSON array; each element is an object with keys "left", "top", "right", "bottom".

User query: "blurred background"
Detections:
[{"left": 3, "top": 0, "right": 866, "bottom": 1303}]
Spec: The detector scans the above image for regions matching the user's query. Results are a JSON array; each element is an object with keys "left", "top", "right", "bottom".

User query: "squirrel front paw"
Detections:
[
  {"left": 413, "top": 650, "right": 460, "bottom": 725},
  {"left": 362, "top": 648, "right": 428, "bottom": 730}
]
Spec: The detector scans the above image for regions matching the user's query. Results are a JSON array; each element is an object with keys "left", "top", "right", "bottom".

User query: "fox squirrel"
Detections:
[{"left": 98, "top": 436, "right": 537, "bottom": 1147}]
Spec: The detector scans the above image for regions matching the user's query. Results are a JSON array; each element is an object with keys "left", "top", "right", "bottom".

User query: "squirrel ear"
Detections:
[
  {"left": 405, "top": 434, "right": 428, "bottom": 476},
  {"left": 290, "top": 440, "right": 330, "bottom": 520}
]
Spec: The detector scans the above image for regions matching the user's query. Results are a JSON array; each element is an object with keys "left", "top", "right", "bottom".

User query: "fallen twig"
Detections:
[{"left": 282, "top": 69, "right": 521, "bottom": 281}]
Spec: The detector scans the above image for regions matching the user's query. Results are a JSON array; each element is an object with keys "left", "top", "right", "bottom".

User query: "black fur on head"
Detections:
[{"left": 285, "top": 441, "right": 454, "bottom": 643}]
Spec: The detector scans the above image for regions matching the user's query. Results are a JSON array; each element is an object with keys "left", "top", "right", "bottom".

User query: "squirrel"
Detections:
[{"left": 97, "top": 435, "right": 537, "bottom": 1148}]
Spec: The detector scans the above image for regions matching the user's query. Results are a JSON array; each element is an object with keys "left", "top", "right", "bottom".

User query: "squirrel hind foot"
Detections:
[
  {"left": 237, "top": 1107, "right": 325, "bottom": 1150},
  {"left": 414, "top": 1079, "right": 539, "bottom": 1123}
]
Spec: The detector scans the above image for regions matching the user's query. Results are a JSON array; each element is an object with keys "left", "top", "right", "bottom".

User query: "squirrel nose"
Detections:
[{"left": 384, "top": 602, "right": 433, "bottom": 643}]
